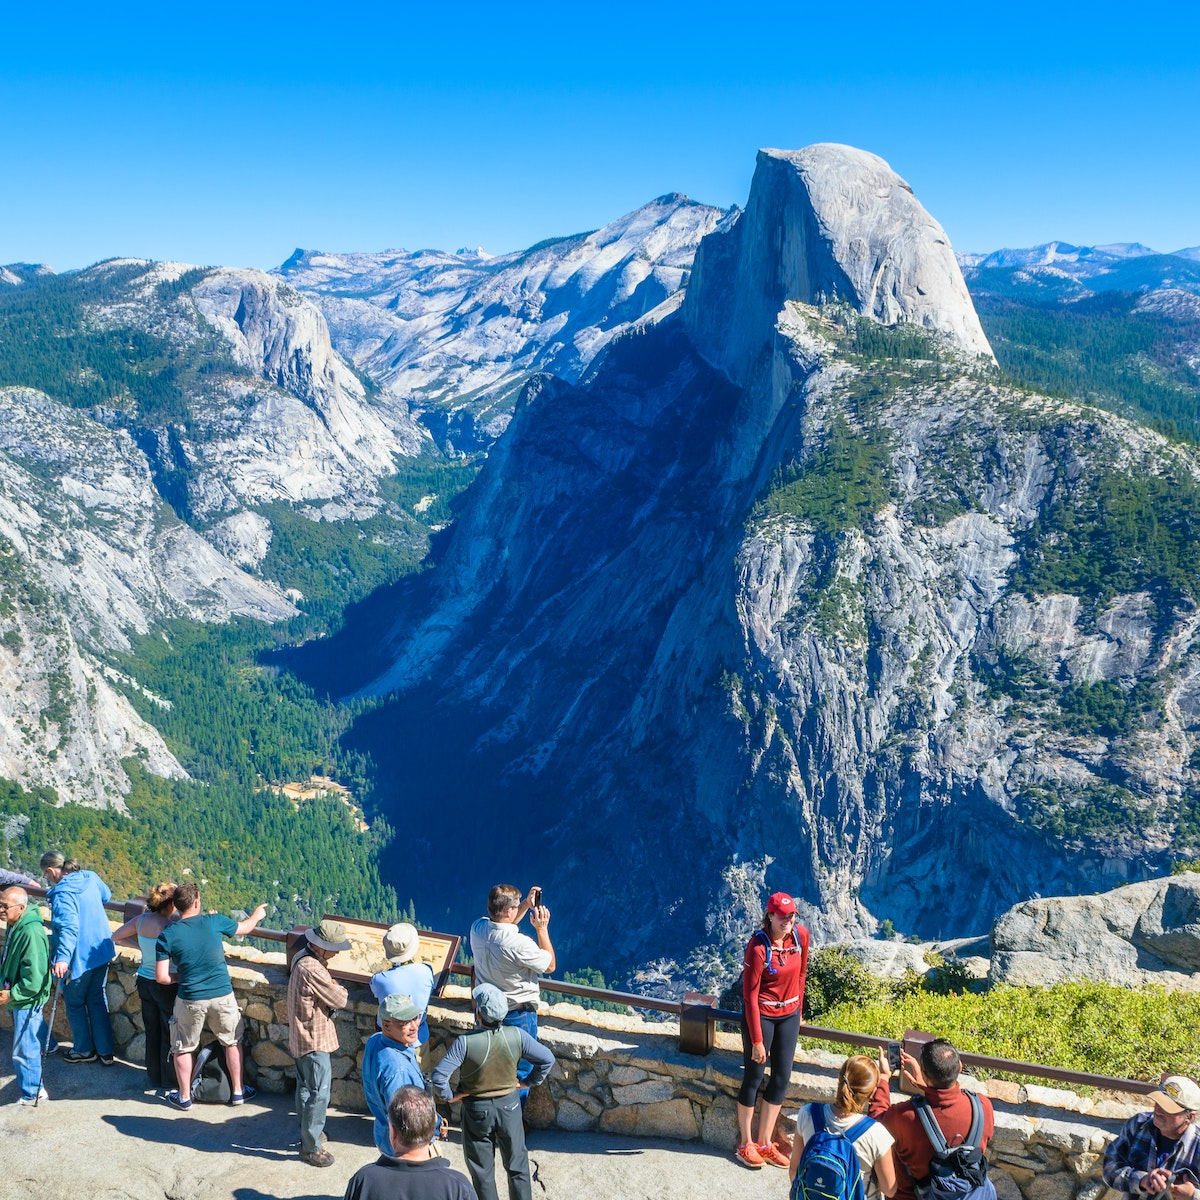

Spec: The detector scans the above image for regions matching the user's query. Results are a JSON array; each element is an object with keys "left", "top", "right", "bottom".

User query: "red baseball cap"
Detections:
[{"left": 766, "top": 892, "right": 796, "bottom": 916}]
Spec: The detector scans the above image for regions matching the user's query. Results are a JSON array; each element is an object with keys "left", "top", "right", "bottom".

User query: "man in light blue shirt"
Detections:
[
  {"left": 361, "top": 993, "right": 431, "bottom": 1157},
  {"left": 370, "top": 923, "right": 435, "bottom": 1047}
]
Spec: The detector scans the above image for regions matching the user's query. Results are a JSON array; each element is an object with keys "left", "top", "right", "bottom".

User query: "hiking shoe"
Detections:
[
  {"left": 758, "top": 1142, "right": 790, "bottom": 1168},
  {"left": 165, "top": 1090, "right": 193, "bottom": 1110},
  {"left": 229, "top": 1085, "right": 257, "bottom": 1106},
  {"left": 736, "top": 1142, "right": 765, "bottom": 1169},
  {"left": 62, "top": 1049, "right": 97, "bottom": 1064},
  {"left": 98, "top": 1054, "right": 115, "bottom": 1066},
  {"left": 300, "top": 1148, "right": 335, "bottom": 1168}
]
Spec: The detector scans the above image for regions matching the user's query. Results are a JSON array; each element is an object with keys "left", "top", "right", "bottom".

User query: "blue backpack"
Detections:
[
  {"left": 792, "top": 1103, "right": 874, "bottom": 1200},
  {"left": 912, "top": 1093, "right": 996, "bottom": 1200}
]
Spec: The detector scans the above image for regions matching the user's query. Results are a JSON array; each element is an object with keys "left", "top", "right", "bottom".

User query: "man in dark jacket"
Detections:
[
  {"left": 432, "top": 983, "right": 554, "bottom": 1200},
  {"left": 0, "top": 887, "right": 52, "bottom": 1103},
  {"left": 869, "top": 1039, "right": 995, "bottom": 1200},
  {"left": 344, "top": 1086, "right": 474, "bottom": 1200}
]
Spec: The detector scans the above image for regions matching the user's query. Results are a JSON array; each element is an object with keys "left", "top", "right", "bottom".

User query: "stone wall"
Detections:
[{"left": 5, "top": 941, "right": 1148, "bottom": 1200}]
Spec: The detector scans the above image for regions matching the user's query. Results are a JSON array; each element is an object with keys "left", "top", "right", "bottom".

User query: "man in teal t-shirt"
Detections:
[{"left": 155, "top": 881, "right": 267, "bottom": 1110}]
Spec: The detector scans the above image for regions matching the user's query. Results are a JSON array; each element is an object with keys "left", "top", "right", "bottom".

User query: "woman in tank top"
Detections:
[
  {"left": 789, "top": 1055, "right": 898, "bottom": 1199},
  {"left": 112, "top": 881, "right": 178, "bottom": 1093}
]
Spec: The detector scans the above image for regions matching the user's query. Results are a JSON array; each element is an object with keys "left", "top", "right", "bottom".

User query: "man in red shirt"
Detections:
[{"left": 869, "top": 1038, "right": 995, "bottom": 1200}]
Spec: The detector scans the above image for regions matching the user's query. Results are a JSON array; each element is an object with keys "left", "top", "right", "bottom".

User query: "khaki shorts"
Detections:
[{"left": 171, "top": 993, "right": 244, "bottom": 1053}]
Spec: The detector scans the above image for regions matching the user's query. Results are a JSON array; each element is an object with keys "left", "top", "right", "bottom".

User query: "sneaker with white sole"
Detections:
[
  {"left": 229, "top": 1084, "right": 257, "bottom": 1106},
  {"left": 735, "top": 1142, "right": 765, "bottom": 1169}
]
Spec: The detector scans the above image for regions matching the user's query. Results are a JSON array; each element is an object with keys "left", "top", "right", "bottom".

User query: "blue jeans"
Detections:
[
  {"left": 502, "top": 1007, "right": 538, "bottom": 1094},
  {"left": 63, "top": 963, "right": 114, "bottom": 1057},
  {"left": 12, "top": 1007, "right": 48, "bottom": 1099}
]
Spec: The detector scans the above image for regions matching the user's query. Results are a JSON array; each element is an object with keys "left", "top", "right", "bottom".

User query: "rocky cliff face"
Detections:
[
  {"left": 0, "top": 259, "right": 422, "bottom": 804},
  {"left": 341, "top": 145, "right": 1200, "bottom": 980},
  {"left": 278, "top": 194, "right": 733, "bottom": 450}
]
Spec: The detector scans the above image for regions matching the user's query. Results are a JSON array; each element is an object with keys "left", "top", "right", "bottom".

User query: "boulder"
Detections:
[{"left": 990, "top": 873, "right": 1200, "bottom": 990}]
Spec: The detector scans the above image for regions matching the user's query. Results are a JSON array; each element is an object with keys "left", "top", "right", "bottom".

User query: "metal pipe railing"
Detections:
[{"left": 17, "top": 883, "right": 1157, "bottom": 1093}]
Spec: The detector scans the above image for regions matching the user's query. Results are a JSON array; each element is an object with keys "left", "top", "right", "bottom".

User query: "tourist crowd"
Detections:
[{"left": 2, "top": 857, "right": 1198, "bottom": 1200}]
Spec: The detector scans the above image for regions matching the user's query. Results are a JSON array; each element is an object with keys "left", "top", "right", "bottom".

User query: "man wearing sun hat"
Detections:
[
  {"left": 288, "top": 918, "right": 351, "bottom": 1167},
  {"left": 371, "top": 922, "right": 436, "bottom": 1050},
  {"left": 1103, "top": 1075, "right": 1200, "bottom": 1199}
]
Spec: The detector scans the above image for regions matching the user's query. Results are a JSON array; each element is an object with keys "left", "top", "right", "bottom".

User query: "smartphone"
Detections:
[
  {"left": 531, "top": 887, "right": 542, "bottom": 907},
  {"left": 887, "top": 1042, "right": 902, "bottom": 1073}
]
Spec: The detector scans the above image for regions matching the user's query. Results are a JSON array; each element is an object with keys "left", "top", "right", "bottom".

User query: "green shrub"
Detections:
[
  {"left": 804, "top": 947, "right": 884, "bottom": 1019},
  {"left": 809, "top": 980, "right": 1200, "bottom": 1082}
]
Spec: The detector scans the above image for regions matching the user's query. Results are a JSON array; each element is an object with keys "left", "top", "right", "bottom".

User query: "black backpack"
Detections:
[
  {"left": 189, "top": 1042, "right": 233, "bottom": 1104},
  {"left": 912, "top": 1093, "right": 996, "bottom": 1200}
]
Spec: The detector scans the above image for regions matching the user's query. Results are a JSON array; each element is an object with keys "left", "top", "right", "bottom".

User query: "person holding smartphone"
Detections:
[
  {"left": 469, "top": 884, "right": 555, "bottom": 1096},
  {"left": 735, "top": 891, "right": 810, "bottom": 1169},
  {"left": 1103, "top": 1076, "right": 1200, "bottom": 1200}
]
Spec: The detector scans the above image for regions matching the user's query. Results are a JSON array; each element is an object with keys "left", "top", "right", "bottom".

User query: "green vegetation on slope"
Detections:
[
  {"left": 1013, "top": 464, "right": 1200, "bottom": 611},
  {"left": 978, "top": 293, "right": 1200, "bottom": 444},
  {"left": 0, "top": 262, "right": 243, "bottom": 421},
  {"left": 799, "top": 946, "right": 1198, "bottom": 1081}
]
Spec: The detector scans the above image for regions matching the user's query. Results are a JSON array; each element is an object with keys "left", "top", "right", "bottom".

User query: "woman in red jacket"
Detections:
[{"left": 735, "top": 891, "right": 810, "bottom": 1169}]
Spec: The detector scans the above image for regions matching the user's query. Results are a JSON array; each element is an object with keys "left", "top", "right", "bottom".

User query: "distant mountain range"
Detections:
[{"left": 958, "top": 241, "right": 1200, "bottom": 303}]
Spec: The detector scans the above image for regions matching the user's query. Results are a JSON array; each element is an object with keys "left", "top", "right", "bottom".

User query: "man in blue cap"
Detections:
[{"left": 432, "top": 983, "right": 554, "bottom": 1200}]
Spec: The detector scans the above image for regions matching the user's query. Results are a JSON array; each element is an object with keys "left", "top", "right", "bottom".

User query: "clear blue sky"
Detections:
[{"left": 3, "top": 1, "right": 1198, "bottom": 271}]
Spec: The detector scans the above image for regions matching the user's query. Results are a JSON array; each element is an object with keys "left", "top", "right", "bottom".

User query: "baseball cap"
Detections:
[
  {"left": 472, "top": 983, "right": 509, "bottom": 1023},
  {"left": 1149, "top": 1076, "right": 1200, "bottom": 1114},
  {"left": 378, "top": 992, "right": 421, "bottom": 1023},
  {"left": 766, "top": 892, "right": 797, "bottom": 916}
]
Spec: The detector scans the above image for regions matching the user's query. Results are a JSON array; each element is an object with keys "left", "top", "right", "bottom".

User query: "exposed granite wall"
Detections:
[{"left": 3, "top": 943, "right": 1147, "bottom": 1200}]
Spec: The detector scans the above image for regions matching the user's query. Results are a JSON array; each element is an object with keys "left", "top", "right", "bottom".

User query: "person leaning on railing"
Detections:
[
  {"left": 1103, "top": 1076, "right": 1200, "bottom": 1199},
  {"left": 111, "top": 881, "right": 179, "bottom": 1094},
  {"left": 41, "top": 849, "right": 117, "bottom": 1065}
]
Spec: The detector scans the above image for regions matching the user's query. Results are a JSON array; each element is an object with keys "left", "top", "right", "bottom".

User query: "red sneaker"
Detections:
[
  {"left": 736, "top": 1142, "right": 766, "bottom": 1169},
  {"left": 758, "top": 1142, "right": 791, "bottom": 1168}
]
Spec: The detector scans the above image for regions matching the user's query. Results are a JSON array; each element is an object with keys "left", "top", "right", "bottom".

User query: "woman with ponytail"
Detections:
[
  {"left": 735, "top": 891, "right": 810, "bottom": 1169},
  {"left": 789, "top": 1055, "right": 898, "bottom": 1198}
]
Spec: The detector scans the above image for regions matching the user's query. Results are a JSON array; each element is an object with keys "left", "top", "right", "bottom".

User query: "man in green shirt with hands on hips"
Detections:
[{"left": 155, "top": 882, "right": 268, "bottom": 1110}]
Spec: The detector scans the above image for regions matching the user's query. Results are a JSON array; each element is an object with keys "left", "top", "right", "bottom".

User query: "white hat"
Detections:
[
  {"left": 1149, "top": 1076, "right": 1200, "bottom": 1114},
  {"left": 383, "top": 922, "right": 420, "bottom": 963}
]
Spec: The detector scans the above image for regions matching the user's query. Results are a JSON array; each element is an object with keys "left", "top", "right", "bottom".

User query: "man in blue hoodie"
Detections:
[{"left": 41, "top": 850, "right": 116, "bottom": 1065}]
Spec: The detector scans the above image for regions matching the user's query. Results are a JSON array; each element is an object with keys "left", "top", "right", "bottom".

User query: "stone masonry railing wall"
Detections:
[{"left": 3, "top": 942, "right": 1147, "bottom": 1200}]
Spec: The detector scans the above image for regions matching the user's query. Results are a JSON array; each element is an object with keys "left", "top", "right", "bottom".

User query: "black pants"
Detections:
[
  {"left": 738, "top": 1008, "right": 801, "bottom": 1106},
  {"left": 461, "top": 1089, "right": 531, "bottom": 1200},
  {"left": 136, "top": 975, "right": 178, "bottom": 1089}
]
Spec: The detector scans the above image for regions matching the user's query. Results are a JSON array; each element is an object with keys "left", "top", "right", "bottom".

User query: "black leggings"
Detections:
[{"left": 738, "top": 1009, "right": 801, "bottom": 1107}]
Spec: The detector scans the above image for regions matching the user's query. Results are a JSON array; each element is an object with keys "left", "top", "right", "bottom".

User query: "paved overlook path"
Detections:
[{"left": 0, "top": 1055, "right": 784, "bottom": 1200}]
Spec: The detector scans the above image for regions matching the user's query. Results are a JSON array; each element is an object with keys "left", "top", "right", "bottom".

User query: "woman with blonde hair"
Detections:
[
  {"left": 112, "top": 881, "right": 179, "bottom": 1092},
  {"left": 789, "top": 1054, "right": 898, "bottom": 1199}
]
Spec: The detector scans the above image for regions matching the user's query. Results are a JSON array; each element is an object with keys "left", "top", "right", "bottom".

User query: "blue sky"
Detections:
[{"left": 3, "top": 1, "right": 1198, "bottom": 271}]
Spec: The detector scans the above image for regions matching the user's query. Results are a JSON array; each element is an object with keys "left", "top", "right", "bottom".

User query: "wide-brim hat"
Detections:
[
  {"left": 383, "top": 921, "right": 420, "bottom": 963},
  {"left": 307, "top": 918, "right": 352, "bottom": 953},
  {"left": 1149, "top": 1075, "right": 1200, "bottom": 1114}
]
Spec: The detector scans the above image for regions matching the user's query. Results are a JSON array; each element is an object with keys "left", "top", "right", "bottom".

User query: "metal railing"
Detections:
[{"left": 20, "top": 885, "right": 1156, "bottom": 1094}]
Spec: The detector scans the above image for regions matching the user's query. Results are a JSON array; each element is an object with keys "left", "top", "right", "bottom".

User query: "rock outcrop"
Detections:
[
  {"left": 683, "top": 144, "right": 993, "bottom": 388},
  {"left": 991, "top": 872, "right": 1200, "bottom": 990}
]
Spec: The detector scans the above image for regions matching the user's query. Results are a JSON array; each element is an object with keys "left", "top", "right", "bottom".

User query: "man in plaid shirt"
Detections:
[
  {"left": 288, "top": 919, "right": 351, "bottom": 1168},
  {"left": 1103, "top": 1076, "right": 1200, "bottom": 1199}
]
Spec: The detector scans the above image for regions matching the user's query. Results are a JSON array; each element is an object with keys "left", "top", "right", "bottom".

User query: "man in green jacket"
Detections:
[{"left": 0, "top": 887, "right": 52, "bottom": 1104}]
